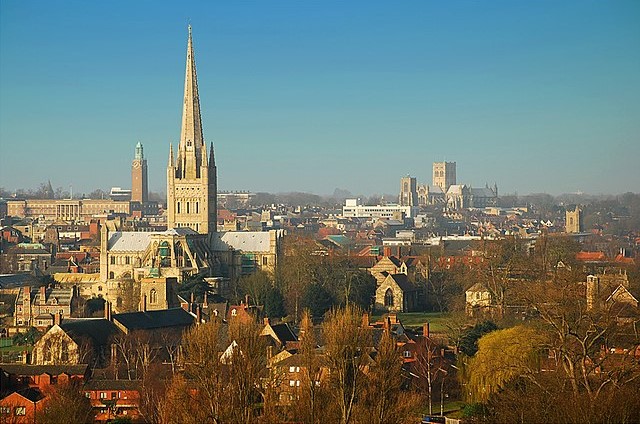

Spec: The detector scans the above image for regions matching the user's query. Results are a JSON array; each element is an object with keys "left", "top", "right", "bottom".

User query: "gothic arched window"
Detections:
[
  {"left": 384, "top": 288, "right": 394, "bottom": 307},
  {"left": 149, "top": 289, "right": 157, "bottom": 304}
]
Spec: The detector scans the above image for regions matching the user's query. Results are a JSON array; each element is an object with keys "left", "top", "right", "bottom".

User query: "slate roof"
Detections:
[
  {"left": 13, "top": 387, "right": 46, "bottom": 402},
  {"left": 60, "top": 318, "right": 120, "bottom": 347},
  {"left": 84, "top": 379, "right": 141, "bottom": 391},
  {"left": 0, "top": 364, "right": 89, "bottom": 376},
  {"left": 113, "top": 308, "right": 195, "bottom": 331},
  {"left": 388, "top": 274, "right": 417, "bottom": 292},
  {"left": 271, "top": 323, "right": 298, "bottom": 345}
]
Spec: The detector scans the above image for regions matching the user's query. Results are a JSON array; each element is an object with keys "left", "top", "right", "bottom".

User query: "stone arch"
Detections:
[{"left": 384, "top": 288, "right": 394, "bottom": 307}]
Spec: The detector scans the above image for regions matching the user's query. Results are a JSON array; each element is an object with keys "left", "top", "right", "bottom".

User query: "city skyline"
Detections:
[{"left": 1, "top": 1, "right": 639, "bottom": 197}]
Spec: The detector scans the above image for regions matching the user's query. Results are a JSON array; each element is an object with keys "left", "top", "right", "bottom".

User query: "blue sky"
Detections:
[{"left": 1, "top": 1, "right": 639, "bottom": 196}]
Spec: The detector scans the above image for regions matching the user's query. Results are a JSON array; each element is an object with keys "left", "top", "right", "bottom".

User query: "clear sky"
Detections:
[{"left": 1, "top": 0, "right": 639, "bottom": 197}]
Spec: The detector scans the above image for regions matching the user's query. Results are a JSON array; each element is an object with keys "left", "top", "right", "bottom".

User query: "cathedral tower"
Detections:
[
  {"left": 131, "top": 142, "right": 148, "bottom": 203},
  {"left": 167, "top": 26, "right": 217, "bottom": 234},
  {"left": 433, "top": 161, "right": 456, "bottom": 192}
]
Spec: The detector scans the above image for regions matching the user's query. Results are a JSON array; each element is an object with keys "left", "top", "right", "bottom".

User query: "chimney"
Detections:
[
  {"left": 104, "top": 301, "right": 112, "bottom": 321},
  {"left": 389, "top": 313, "right": 397, "bottom": 324},
  {"left": 23, "top": 286, "right": 31, "bottom": 301},
  {"left": 361, "top": 313, "right": 370, "bottom": 328},
  {"left": 110, "top": 344, "right": 117, "bottom": 371},
  {"left": 266, "top": 345, "right": 273, "bottom": 363},
  {"left": 383, "top": 316, "right": 391, "bottom": 332},
  {"left": 54, "top": 312, "right": 62, "bottom": 326},
  {"left": 196, "top": 306, "right": 202, "bottom": 324},
  {"left": 40, "top": 286, "right": 46, "bottom": 304},
  {"left": 190, "top": 292, "right": 194, "bottom": 304},
  {"left": 203, "top": 291, "right": 208, "bottom": 307},
  {"left": 263, "top": 317, "right": 270, "bottom": 326},
  {"left": 245, "top": 294, "right": 250, "bottom": 306},
  {"left": 423, "top": 322, "right": 430, "bottom": 339}
]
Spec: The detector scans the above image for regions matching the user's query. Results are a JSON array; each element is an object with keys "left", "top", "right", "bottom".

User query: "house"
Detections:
[
  {"left": 0, "top": 364, "right": 88, "bottom": 424},
  {"left": 14, "top": 286, "right": 75, "bottom": 328},
  {"left": 465, "top": 283, "right": 494, "bottom": 317},
  {"left": 0, "top": 388, "right": 45, "bottom": 423},
  {"left": 375, "top": 274, "right": 419, "bottom": 312},
  {"left": 83, "top": 379, "right": 142, "bottom": 422}
]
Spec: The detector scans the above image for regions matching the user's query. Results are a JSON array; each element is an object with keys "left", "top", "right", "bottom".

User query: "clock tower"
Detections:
[{"left": 131, "top": 141, "right": 148, "bottom": 203}]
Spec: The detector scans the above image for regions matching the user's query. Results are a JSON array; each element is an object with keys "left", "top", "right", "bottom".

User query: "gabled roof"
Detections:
[
  {"left": 84, "top": 379, "right": 141, "bottom": 391},
  {"left": 270, "top": 323, "right": 298, "bottom": 345},
  {"left": 385, "top": 274, "right": 417, "bottom": 292},
  {"left": 108, "top": 232, "right": 153, "bottom": 251},
  {"left": 60, "top": 318, "right": 120, "bottom": 346},
  {"left": 113, "top": 308, "right": 195, "bottom": 331}
]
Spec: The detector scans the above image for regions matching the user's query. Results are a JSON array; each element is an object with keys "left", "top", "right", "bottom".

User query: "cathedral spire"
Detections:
[{"left": 179, "top": 25, "right": 204, "bottom": 178}]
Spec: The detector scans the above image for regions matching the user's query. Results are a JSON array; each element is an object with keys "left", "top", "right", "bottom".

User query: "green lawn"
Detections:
[{"left": 372, "top": 312, "right": 450, "bottom": 332}]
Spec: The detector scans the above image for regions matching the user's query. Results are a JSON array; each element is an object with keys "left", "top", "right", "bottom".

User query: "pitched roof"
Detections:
[
  {"left": 60, "top": 318, "right": 120, "bottom": 346},
  {"left": 387, "top": 274, "right": 417, "bottom": 292},
  {"left": 84, "top": 379, "right": 141, "bottom": 391},
  {"left": 0, "top": 364, "right": 88, "bottom": 376},
  {"left": 270, "top": 323, "right": 298, "bottom": 345},
  {"left": 213, "top": 231, "right": 272, "bottom": 252},
  {"left": 113, "top": 308, "right": 195, "bottom": 331},
  {"left": 467, "top": 282, "right": 489, "bottom": 293},
  {"left": 108, "top": 232, "right": 153, "bottom": 251}
]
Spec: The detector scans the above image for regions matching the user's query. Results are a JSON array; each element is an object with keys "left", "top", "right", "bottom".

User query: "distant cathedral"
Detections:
[{"left": 167, "top": 26, "right": 217, "bottom": 235}]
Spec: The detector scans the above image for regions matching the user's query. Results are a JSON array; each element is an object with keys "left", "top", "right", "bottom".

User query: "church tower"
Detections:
[
  {"left": 167, "top": 26, "right": 217, "bottom": 234},
  {"left": 131, "top": 142, "right": 148, "bottom": 203}
]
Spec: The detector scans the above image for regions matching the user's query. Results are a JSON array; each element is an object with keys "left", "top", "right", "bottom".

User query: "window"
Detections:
[
  {"left": 231, "top": 309, "right": 237, "bottom": 317},
  {"left": 100, "top": 392, "right": 107, "bottom": 399},
  {"left": 98, "top": 286, "right": 102, "bottom": 292},
  {"left": 85, "top": 392, "right": 91, "bottom": 398},
  {"left": 403, "top": 350, "right": 412, "bottom": 358},
  {"left": 289, "top": 380, "right": 295, "bottom": 387},
  {"left": 125, "top": 256, "right": 130, "bottom": 265},
  {"left": 111, "top": 392, "right": 117, "bottom": 399},
  {"left": 14, "top": 407, "right": 26, "bottom": 416},
  {"left": 110, "top": 257, "right": 115, "bottom": 265},
  {"left": 187, "top": 202, "right": 190, "bottom": 214},
  {"left": 289, "top": 366, "right": 296, "bottom": 373},
  {"left": 177, "top": 202, "right": 181, "bottom": 213},
  {"left": 384, "top": 288, "right": 394, "bottom": 307},
  {"left": 109, "top": 272, "right": 114, "bottom": 279},
  {"left": 149, "top": 289, "right": 157, "bottom": 304},
  {"left": 262, "top": 257, "right": 268, "bottom": 266},
  {"left": 0, "top": 407, "right": 10, "bottom": 414}
]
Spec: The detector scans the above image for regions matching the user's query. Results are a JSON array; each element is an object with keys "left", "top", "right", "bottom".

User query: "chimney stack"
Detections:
[
  {"left": 196, "top": 306, "right": 202, "bottom": 324},
  {"left": 263, "top": 317, "right": 270, "bottom": 326},
  {"left": 423, "top": 322, "right": 430, "bottom": 339},
  {"left": 54, "top": 312, "right": 62, "bottom": 326},
  {"left": 104, "top": 301, "right": 112, "bottom": 321},
  {"left": 40, "top": 286, "right": 46, "bottom": 304},
  {"left": 361, "top": 313, "right": 370, "bottom": 328}
]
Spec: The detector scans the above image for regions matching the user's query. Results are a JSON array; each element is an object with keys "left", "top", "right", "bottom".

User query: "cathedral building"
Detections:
[{"left": 166, "top": 26, "right": 217, "bottom": 235}]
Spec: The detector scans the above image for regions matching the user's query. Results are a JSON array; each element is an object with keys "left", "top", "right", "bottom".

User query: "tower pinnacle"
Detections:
[{"left": 177, "top": 24, "right": 204, "bottom": 179}]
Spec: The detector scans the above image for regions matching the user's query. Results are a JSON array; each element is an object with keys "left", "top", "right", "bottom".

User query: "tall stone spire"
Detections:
[
  {"left": 167, "top": 25, "right": 217, "bottom": 235},
  {"left": 178, "top": 25, "right": 204, "bottom": 179}
]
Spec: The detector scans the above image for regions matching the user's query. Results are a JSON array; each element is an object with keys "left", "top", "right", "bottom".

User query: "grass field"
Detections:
[{"left": 372, "top": 312, "right": 451, "bottom": 332}]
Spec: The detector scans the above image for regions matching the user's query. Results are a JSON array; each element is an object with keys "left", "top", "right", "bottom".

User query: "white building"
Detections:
[{"left": 342, "top": 199, "right": 416, "bottom": 219}]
